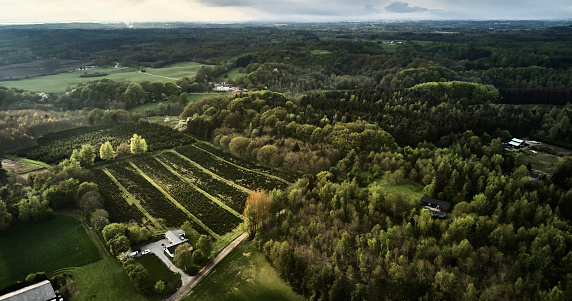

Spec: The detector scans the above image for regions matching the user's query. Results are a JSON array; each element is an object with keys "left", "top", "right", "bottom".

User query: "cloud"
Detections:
[{"left": 385, "top": 1, "right": 429, "bottom": 13}]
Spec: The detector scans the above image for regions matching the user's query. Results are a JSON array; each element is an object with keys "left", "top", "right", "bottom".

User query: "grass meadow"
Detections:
[
  {"left": 184, "top": 240, "right": 303, "bottom": 301},
  {"left": 1, "top": 62, "right": 205, "bottom": 93},
  {"left": 68, "top": 257, "right": 146, "bottom": 301},
  {"left": 0, "top": 215, "right": 101, "bottom": 289}
]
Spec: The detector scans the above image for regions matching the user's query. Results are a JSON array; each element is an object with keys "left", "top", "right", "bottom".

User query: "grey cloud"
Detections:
[{"left": 385, "top": 1, "right": 429, "bottom": 13}]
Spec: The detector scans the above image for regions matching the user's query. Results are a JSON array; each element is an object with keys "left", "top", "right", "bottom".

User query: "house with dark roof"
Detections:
[
  {"left": 164, "top": 230, "right": 193, "bottom": 258},
  {"left": 0, "top": 280, "right": 61, "bottom": 301},
  {"left": 419, "top": 197, "right": 451, "bottom": 213}
]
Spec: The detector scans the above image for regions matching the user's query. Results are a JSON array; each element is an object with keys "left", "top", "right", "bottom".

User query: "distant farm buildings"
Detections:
[{"left": 215, "top": 82, "right": 235, "bottom": 91}]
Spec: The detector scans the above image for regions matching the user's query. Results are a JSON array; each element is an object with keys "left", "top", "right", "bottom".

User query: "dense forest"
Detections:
[{"left": 1, "top": 21, "right": 572, "bottom": 300}]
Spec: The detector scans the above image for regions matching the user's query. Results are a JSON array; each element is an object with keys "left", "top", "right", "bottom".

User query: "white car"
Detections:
[{"left": 141, "top": 249, "right": 151, "bottom": 255}]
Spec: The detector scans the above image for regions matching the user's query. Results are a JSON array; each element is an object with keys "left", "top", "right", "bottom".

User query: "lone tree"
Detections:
[
  {"left": 130, "top": 134, "right": 148, "bottom": 155},
  {"left": 99, "top": 141, "right": 116, "bottom": 160},
  {"left": 244, "top": 190, "right": 271, "bottom": 236},
  {"left": 173, "top": 244, "right": 194, "bottom": 272}
]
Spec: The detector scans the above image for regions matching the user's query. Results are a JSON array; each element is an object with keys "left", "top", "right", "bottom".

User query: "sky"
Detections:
[{"left": 0, "top": 0, "right": 570, "bottom": 24}]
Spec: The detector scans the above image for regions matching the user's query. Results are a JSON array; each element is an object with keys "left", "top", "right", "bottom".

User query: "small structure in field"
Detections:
[
  {"left": 164, "top": 230, "right": 193, "bottom": 258},
  {"left": 0, "top": 280, "right": 60, "bottom": 301}
]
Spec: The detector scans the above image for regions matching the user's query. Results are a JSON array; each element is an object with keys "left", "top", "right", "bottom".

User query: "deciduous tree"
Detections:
[
  {"left": 100, "top": 141, "right": 116, "bottom": 160},
  {"left": 244, "top": 190, "right": 271, "bottom": 236},
  {"left": 130, "top": 134, "right": 148, "bottom": 155}
]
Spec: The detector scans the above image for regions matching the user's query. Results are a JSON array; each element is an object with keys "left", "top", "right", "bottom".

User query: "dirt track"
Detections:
[{"left": 164, "top": 232, "right": 249, "bottom": 301}]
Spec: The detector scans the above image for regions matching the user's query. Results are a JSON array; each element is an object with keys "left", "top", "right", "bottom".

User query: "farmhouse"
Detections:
[
  {"left": 419, "top": 197, "right": 451, "bottom": 217},
  {"left": 164, "top": 230, "right": 193, "bottom": 258},
  {"left": 0, "top": 280, "right": 61, "bottom": 301}
]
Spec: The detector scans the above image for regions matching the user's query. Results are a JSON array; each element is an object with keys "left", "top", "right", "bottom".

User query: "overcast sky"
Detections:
[{"left": 0, "top": 0, "right": 570, "bottom": 24}]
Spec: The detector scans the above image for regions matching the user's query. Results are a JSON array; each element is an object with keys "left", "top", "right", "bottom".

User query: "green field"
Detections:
[
  {"left": 1, "top": 155, "right": 51, "bottom": 174},
  {"left": 68, "top": 258, "right": 146, "bottom": 301},
  {"left": 1, "top": 62, "right": 205, "bottom": 93},
  {"left": 184, "top": 241, "right": 303, "bottom": 301},
  {"left": 0, "top": 215, "right": 101, "bottom": 289},
  {"left": 522, "top": 150, "right": 562, "bottom": 175},
  {"left": 214, "top": 68, "right": 248, "bottom": 81},
  {"left": 373, "top": 172, "right": 424, "bottom": 205},
  {"left": 128, "top": 93, "right": 214, "bottom": 114}
]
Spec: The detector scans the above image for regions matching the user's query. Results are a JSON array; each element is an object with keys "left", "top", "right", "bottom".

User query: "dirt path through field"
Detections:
[{"left": 164, "top": 232, "right": 249, "bottom": 301}]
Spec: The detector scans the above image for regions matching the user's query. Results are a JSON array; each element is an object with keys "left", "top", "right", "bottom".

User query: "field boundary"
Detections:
[
  {"left": 102, "top": 168, "right": 163, "bottom": 229},
  {"left": 191, "top": 144, "right": 291, "bottom": 185},
  {"left": 154, "top": 156, "right": 244, "bottom": 219},
  {"left": 170, "top": 150, "right": 253, "bottom": 194},
  {"left": 129, "top": 162, "right": 219, "bottom": 239}
]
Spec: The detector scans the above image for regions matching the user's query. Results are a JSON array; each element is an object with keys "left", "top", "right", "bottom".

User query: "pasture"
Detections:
[
  {"left": 0, "top": 215, "right": 101, "bottom": 289},
  {"left": 0, "top": 62, "right": 205, "bottom": 93},
  {"left": 183, "top": 241, "right": 303, "bottom": 301},
  {"left": 67, "top": 258, "right": 146, "bottom": 301}
]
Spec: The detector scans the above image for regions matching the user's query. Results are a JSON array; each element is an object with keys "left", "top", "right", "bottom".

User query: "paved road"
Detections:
[{"left": 164, "top": 232, "right": 249, "bottom": 301}]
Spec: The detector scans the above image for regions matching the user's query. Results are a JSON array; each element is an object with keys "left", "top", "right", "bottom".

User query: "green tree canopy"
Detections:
[
  {"left": 100, "top": 141, "right": 116, "bottom": 161},
  {"left": 130, "top": 134, "right": 148, "bottom": 155}
]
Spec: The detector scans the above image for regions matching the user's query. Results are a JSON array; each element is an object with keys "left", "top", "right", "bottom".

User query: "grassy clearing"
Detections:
[
  {"left": 134, "top": 254, "right": 181, "bottom": 300},
  {"left": 184, "top": 240, "right": 303, "bottom": 301},
  {"left": 522, "top": 150, "right": 562, "bottom": 175},
  {"left": 68, "top": 258, "right": 146, "bottom": 301},
  {"left": 1, "top": 62, "right": 205, "bottom": 93},
  {"left": 214, "top": 68, "right": 248, "bottom": 81},
  {"left": 0, "top": 215, "right": 101, "bottom": 289},
  {"left": 1, "top": 155, "right": 50, "bottom": 174},
  {"left": 374, "top": 172, "right": 424, "bottom": 205}
]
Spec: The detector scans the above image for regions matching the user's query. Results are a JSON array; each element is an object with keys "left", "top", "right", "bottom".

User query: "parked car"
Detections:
[{"left": 142, "top": 249, "right": 151, "bottom": 255}]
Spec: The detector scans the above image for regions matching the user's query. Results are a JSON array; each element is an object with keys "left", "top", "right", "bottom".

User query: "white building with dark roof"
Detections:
[{"left": 0, "top": 280, "right": 60, "bottom": 301}]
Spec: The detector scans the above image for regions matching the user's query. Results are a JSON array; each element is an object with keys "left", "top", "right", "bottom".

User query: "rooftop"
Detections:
[
  {"left": 165, "top": 230, "right": 186, "bottom": 244},
  {"left": 0, "top": 280, "right": 57, "bottom": 301},
  {"left": 419, "top": 196, "right": 451, "bottom": 212}
]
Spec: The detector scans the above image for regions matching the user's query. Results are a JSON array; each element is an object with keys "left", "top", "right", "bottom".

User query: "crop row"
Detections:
[
  {"left": 175, "top": 145, "right": 288, "bottom": 191},
  {"left": 157, "top": 152, "right": 248, "bottom": 213},
  {"left": 194, "top": 141, "right": 299, "bottom": 183},
  {"left": 105, "top": 162, "right": 190, "bottom": 229},
  {"left": 132, "top": 158, "right": 242, "bottom": 236},
  {"left": 15, "top": 121, "right": 195, "bottom": 164},
  {"left": 90, "top": 168, "right": 146, "bottom": 224}
]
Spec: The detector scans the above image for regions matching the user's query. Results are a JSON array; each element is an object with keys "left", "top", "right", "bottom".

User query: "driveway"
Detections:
[
  {"left": 139, "top": 238, "right": 192, "bottom": 286},
  {"left": 165, "top": 232, "right": 249, "bottom": 301},
  {"left": 138, "top": 232, "right": 249, "bottom": 300}
]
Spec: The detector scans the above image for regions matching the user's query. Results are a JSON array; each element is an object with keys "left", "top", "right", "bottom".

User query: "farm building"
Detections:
[
  {"left": 508, "top": 138, "right": 526, "bottom": 149},
  {"left": 164, "top": 230, "right": 193, "bottom": 258},
  {"left": 419, "top": 197, "right": 451, "bottom": 217},
  {"left": 0, "top": 280, "right": 61, "bottom": 301}
]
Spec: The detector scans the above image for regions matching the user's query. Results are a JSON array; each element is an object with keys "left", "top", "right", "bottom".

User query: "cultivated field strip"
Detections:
[
  {"left": 131, "top": 158, "right": 242, "bottom": 236},
  {"left": 91, "top": 168, "right": 147, "bottom": 225},
  {"left": 157, "top": 151, "right": 249, "bottom": 213},
  {"left": 194, "top": 142, "right": 299, "bottom": 182},
  {"left": 175, "top": 145, "right": 289, "bottom": 191},
  {"left": 105, "top": 162, "right": 193, "bottom": 230}
]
